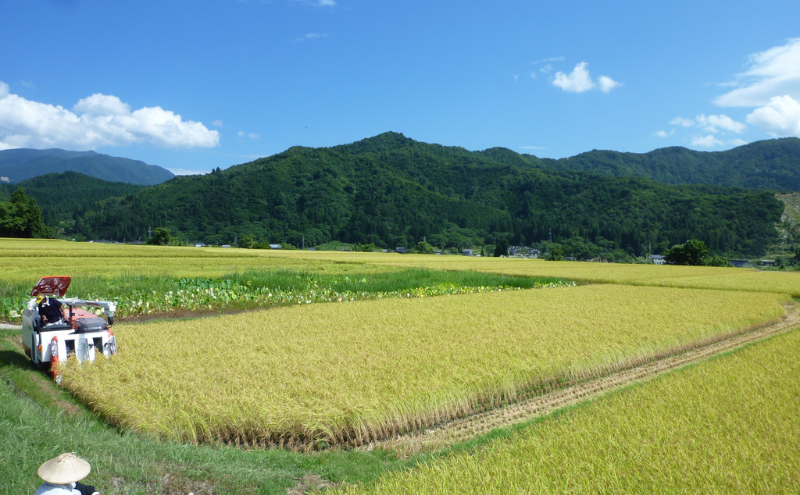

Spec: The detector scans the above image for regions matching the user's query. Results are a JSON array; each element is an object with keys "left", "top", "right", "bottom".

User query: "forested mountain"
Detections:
[
  {"left": 0, "top": 172, "right": 144, "bottom": 235},
  {"left": 70, "top": 132, "right": 782, "bottom": 256},
  {"left": 539, "top": 138, "right": 800, "bottom": 191},
  {"left": 0, "top": 148, "right": 174, "bottom": 185}
]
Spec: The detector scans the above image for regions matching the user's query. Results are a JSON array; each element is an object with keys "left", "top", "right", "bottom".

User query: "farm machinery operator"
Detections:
[{"left": 37, "top": 294, "right": 65, "bottom": 326}]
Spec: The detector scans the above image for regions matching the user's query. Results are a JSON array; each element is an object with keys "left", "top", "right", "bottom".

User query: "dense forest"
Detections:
[
  {"left": 0, "top": 172, "right": 144, "bottom": 238},
  {"left": 540, "top": 137, "right": 800, "bottom": 192},
  {"left": 46, "top": 132, "right": 783, "bottom": 257}
]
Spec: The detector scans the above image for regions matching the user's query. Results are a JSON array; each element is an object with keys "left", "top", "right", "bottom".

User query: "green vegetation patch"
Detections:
[{"left": 0, "top": 268, "right": 569, "bottom": 322}]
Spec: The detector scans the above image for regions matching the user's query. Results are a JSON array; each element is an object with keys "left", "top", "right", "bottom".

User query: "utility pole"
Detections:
[
  {"left": 147, "top": 226, "right": 152, "bottom": 238},
  {"left": 302, "top": 235, "right": 305, "bottom": 249},
  {"left": 548, "top": 228, "right": 552, "bottom": 243}
]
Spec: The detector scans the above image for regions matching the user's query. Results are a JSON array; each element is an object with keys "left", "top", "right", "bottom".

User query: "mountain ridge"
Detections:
[
  {"left": 0, "top": 148, "right": 175, "bottom": 185},
  {"left": 69, "top": 132, "right": 783, "bottom": 256}
]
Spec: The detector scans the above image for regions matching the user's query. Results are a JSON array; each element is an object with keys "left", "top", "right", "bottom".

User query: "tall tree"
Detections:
[{"left": 0, "top": 188, "right": 47, "bottom": 238}]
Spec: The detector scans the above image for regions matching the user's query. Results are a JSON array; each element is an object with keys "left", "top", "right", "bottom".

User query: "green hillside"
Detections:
[
  {"left": 0, "top": 148, "right": 174, "bottom": 185},
  {"left": 72, "top": 132, "right": 781, "bottom": 256},
  {"left": 1, "top": 172, "right": 144, "bottom": 238},
  {"left": 539, "top": 138, "right": 800, "bottom": 191}
]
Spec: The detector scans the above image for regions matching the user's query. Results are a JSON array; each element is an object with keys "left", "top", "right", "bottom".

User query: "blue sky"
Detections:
[{"left": 1, "top": 0, "right": 799, "bottom": 174}]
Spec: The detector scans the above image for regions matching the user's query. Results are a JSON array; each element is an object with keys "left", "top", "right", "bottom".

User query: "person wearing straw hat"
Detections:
[{"left": 34, "top": 453, "right": 100, "bottom": 495}]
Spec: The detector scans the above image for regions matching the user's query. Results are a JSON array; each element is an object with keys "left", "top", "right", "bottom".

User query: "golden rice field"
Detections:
[
  {"left": 0, "top": 238, "right": 393, "bottom": 282},
  {"left": 337, "top": 328, "right": 800, "bottom": 494},
  {"left": 61, "top": 285, "right": 789, "bottom": 449},
  {"left": 5, "top": 238, "right": 799, "bottom": 295}
]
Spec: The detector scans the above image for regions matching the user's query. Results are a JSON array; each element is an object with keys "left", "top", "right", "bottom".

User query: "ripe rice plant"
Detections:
[
  {"left": 60, "top": 285, "right": 788, "bottom": 449},
  {"left": 336, "top": 327, "right": 800, "bottom": 494}
]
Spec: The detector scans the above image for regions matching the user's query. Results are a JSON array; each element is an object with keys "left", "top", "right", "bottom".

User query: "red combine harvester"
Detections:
[{"left": 21, "top": 276, "right": 118, "bottom": 381}]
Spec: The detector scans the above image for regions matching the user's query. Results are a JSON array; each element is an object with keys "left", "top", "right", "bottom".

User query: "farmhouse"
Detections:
[
  {"left": 650, "top": 254, "right": 665, "bottom": 265},
  {"left": 462, "top": 249, "right": 474, "bottom": 256},
  {"left": 269, "top": 244, "right": 282, "bottom": 249},
  {"left": 396, "top": 246, "right": 408, "bottom": 254}
]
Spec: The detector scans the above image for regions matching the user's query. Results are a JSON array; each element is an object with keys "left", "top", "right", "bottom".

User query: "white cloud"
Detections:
[
  {"left": 655, "top": 129, "right": 674, "bottom": 138},
  {"left": 552, "top": 62, "right": 619, "bottom": 94},
  {"left": 730, "top": 139, "right": 748, "bottom": 147},
  {"left": 238, "top": 131, "right": 259, "bottom": 140},
  {"left": 540, "top": 64, "right": 552, "bottom": 74},
  {"left": 598, "top": 75, "right": 620, "bottom": 93},
  {"left": 529, "top": 71, "right": 537, "bottom": 79},
  {"left": 0, "top": 82, "right": 219, "bottom": 150},
  {"left": 695, "top": 114, "right": 746, "bottom": 134},
  {"left": 519, "top": 145, "right": 546, "bottom": 150},
  {"left": 553, "top": 62, "right": 595, "bottom": 93},
  {"left": 212, "top": 119, "right": 223, "bottom": 127},
  {"left": 670, "top": 117, "right": 694, "bottom": 127},
  {"left": 746, "top": 95, "right": 800, "bottom": 137},
  {"left": 74, "top": 93, "right": 130, "bottom": 116},
  {"left": 691, "top": 135, "right": 723, "bottom": 147},
  {"left": 715, "top": 38, "right": 800, "bottom": 108}
]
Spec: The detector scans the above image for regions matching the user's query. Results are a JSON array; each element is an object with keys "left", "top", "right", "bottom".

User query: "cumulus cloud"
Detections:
[
  {"left": 598, "top": 75, "right": 620, "bottom": 93},
  {"left": 655, "top": 129, "right": 674, "bottom": 138},
  {"left": 552, "top": 62, "right": 595, "bottom": 93},
  {"left": 710, "top": 39, "right": 800, "bottom": 137},
  {"left": 715, "top": 38, "right": 800, "bottom": 108},
  {"left": 691, "top": 135, "right": 723, "bottom": 147},
  {"left": 552, "top": 62, "right": 619, "bottom": 94},
  {"left": 746, "top": 95, "right": 800, "bottom": 137},
  {"left": 668, "top": 114, "right": 746, "bottom": 135},
  {"left": 0, "top": 82, "right": 219, "bottom": 150},
  {"left": 695, "top": 114, "right": 746, "bottom": 133}
]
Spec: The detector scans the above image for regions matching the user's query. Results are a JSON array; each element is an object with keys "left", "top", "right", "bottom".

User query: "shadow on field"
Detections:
[{"left": 0, "top": 349, "right": 38, "bottom": 370}]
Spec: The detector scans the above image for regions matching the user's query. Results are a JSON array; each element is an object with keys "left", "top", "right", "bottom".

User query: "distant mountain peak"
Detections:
[{"left": 0, "top": 148, "right": 174, "bottom": 185}]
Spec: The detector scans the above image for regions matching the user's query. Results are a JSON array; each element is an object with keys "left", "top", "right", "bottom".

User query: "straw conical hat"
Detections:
[{"left": 37, "top": 453, "right": 91, "bottom": 484}]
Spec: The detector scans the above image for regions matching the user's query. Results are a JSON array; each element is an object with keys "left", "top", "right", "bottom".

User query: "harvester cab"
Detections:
[{"left": 21, "top": 276, "right": 118, "bottom": 380}]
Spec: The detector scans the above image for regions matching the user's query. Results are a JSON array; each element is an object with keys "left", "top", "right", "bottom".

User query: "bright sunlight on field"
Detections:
[
  {"left": 61, "top": 285, "right": 788, "bottom": 450},
  {"left": 336, "top": 328, "right": 800, "bottom": 494}
]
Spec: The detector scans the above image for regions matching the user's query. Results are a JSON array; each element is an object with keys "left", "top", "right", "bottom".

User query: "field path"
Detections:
[{"left": 366, "top": 302, "right": 800, "bottom": 457}]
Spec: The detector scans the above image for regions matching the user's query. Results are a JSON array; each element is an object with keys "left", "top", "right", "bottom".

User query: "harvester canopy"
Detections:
[{"left": 30, "top": 276, "right": 71, "bottom": 298}]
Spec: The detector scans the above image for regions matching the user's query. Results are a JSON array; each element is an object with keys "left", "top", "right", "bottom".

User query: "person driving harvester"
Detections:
[{"left": 37, "top": 294, "right": 65, "bottom": 326}]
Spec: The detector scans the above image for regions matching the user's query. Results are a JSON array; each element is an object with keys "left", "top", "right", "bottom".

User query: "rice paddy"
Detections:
[
  {"left": 3, "top": 238, "right": 800, "bottom": 296},
  {"left": 336, "top": 327, "right": 800, "bottom": 494},
  {"left": 60, "top": 285, "right": 788, "bottom": 449}
]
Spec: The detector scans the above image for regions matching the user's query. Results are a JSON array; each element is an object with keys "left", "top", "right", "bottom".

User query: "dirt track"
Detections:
[{"left": 366, "top": 302, "right": 800, "bottom": 457}]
